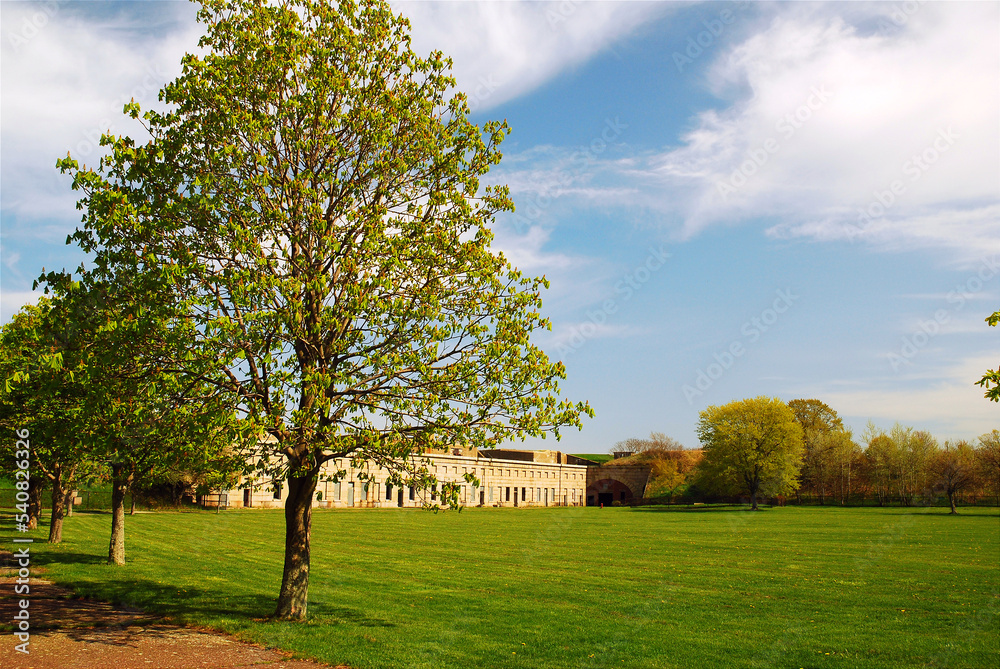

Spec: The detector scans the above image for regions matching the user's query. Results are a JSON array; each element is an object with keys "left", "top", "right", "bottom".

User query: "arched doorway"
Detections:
[{"left": 586, "top": 478, "right": 635, "bottom": 506}]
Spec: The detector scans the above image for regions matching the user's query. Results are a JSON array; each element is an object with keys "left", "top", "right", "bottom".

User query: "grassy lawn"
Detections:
[{"left": 6, "top": 505, "right": 998, "bottom": 668}]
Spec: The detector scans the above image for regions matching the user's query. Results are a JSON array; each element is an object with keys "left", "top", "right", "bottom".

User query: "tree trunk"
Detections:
[
  {"left": 108, "top": 464, "right": 130, "bottom": 566},
  {"left": 48, "top": 466, "right": 74, "bottom": 544},
  {"left": 274, "top": 471, "right": 318, "bottom": 620},
  {"left": 27, "top": 477, "right": 45, "bottom": 530},
  {"left": 948, "top": 492, "right": 958, "bottom": 514}
]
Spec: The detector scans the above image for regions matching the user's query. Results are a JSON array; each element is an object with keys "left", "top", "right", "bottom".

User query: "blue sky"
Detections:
[{"left": 1, "top": 1, "right": 997, "bottom": 452}]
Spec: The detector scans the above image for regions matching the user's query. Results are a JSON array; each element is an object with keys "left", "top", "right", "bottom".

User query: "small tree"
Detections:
[
  {"left": 0, "top": 299, "right": 94, "bottom": 543},
  {"left": 977, "top": 430, "right": 1000, "bottom": 506},
  {"left": 695, "top": 396, "right": 804, "bottom": 510},
  {"left": 789, "top": 399, "right": 846, "bottom": 503},
  {"left": 33, "top": 275, "right": 243, "bottom": 563},
  {"left": 929, "top": 440, "right": 978, "bottom": 513},
  {"left": 610, "top": 431, "right": 684, "bottom": 455},
  {"left": 609, "top": 433, "right": 698, "bottom": 503},
  {"left": 58, "top": 0, "right": 590, "bottom": 619}
]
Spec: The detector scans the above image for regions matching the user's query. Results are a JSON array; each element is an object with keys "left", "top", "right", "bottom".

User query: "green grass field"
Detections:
[{"left": 7, "top": 506, "right": 998, "bottom": 668}]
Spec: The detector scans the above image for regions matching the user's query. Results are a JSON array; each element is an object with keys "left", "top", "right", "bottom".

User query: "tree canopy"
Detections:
[
  {"left": 695, "top": 396, "right": 804, "bottom": 510},
  {"left": 56, "top": 0, "right": 589, "bottom": 619}
]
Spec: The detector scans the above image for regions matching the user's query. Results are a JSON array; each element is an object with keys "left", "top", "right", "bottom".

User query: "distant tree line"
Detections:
[{"left": 612, "top": 398, "right": 999, "bottom": 513}]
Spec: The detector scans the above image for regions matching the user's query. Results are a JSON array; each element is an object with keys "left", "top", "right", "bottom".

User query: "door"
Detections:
[
  {"left": 243, "top": 488, "right": 251, "bottom": 508},
  {"left": 397, "top": 489, "right": 404, "bottom": 508},
  {"left": 348, "top": 482, "right": 355, "bottom": 506}
]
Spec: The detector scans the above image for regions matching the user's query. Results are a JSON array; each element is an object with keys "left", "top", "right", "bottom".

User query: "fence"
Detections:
[{"left": 0, "top": 489, "right": 205, "bottom": 512}]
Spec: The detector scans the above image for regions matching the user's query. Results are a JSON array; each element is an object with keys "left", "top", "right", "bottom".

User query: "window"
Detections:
[
  {"left": 386, "top": 484, "right": 393, "bottom": 501},
  {"left": 273, "top": 481, "right": 282, "bottom": 500},
  {"left": 536, "top": 487, "right": 541, "bottom": 501},
  {"left": 521, "top": 487, "right": 526, "bottom": 501},
  {"left": 334, "top": 481, "right": 342, "bottom": 501},
  {"left": 431, "top": 484, "right": 437, "bottom": 501},
  {"left": 505, "top": 487, "right": 510, "bottom": 502},
  {"left": 409, "top": 486, "right": 415, "bottom": 501}
]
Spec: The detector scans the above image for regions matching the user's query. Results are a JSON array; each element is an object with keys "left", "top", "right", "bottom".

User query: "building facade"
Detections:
[{"left": 214, "top": 447, "right": 650, "bottom": 510}]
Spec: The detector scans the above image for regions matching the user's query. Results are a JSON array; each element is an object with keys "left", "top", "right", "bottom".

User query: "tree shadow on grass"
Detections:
[
  {"left": 29, "top": 550, "right": 108, "bottom": 568},
  {"left": 627, "top": 504, "right": 775, "bottom": 514},
  {"left": 306, "top": 601, "right": 399, "bottom": 628},
  {"left": 22, "top": 551, "right": 397, "bottom": 629},
  {"left": 897, "top": 508, "right": 1000, "bottom": 518}
]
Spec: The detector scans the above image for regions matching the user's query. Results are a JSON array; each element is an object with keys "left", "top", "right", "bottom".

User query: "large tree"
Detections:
[
  {"left": 695, "top": 396, "right": 804, "bottom": 510},
  {"left": 59, "top": 0, "right": 589, "bottom": 619}
]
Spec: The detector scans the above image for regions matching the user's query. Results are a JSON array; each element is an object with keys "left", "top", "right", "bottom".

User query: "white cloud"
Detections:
[
  {"left": 394, "top": 0, "right": 667, "bottom": 111},
  {"left": 0, "top": 290, "right": 42, "bottom": 324},
  {"left": 0, "top": 2, "right": 201, "bottom": 228},
  {"left": 545, "top": 320, "right": 645, "bottom": 351},
  {"left": 626, "top": 2, "right": 999, "bottom": 263}
]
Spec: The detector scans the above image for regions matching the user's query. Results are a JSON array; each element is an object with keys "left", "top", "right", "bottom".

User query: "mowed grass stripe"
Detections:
[{"left": 9, "top": 506, "right": 998, "bottom": 669}]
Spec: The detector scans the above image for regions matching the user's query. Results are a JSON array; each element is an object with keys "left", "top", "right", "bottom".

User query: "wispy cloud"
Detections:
[
  {"left": 551, "top": 2, "right": 1000, "bottom": 265},
  {"left": 0, "top": 1, "right": 201, "bottom": 228},
  {"left": 395, "top": 0, "right": 667, "bottom": 111}
]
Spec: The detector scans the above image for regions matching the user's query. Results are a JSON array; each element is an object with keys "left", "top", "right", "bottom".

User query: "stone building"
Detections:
[{"left": 214, "top": 446, "right": 650, "bottom": 509}]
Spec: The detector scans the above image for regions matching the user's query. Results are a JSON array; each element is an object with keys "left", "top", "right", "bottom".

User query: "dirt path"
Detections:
[{"left": 0, "top": 567, "right": 343, "bottom": 669}]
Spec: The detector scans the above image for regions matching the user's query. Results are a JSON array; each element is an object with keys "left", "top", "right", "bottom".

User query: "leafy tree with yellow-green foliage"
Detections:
[
  {"left": 57, "top": 0, "right": 590, "bottom": 620},
  {"left": 696, "top": 396, "right": 804, "bottom": 510}
]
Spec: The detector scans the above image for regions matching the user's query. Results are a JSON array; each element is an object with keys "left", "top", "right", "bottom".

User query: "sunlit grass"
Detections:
[{"left": 8, "top": 505, "right": 999, "bottom": 668}]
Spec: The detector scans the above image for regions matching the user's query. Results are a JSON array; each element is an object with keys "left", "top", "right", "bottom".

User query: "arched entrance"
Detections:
[{"left": 586, "top": 478, "right": 635, "bottom": 506}]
